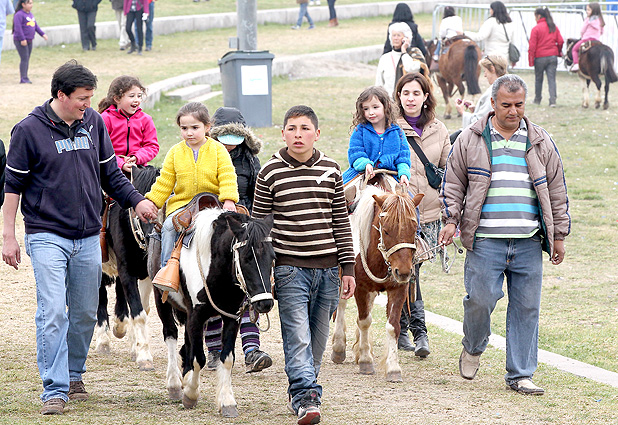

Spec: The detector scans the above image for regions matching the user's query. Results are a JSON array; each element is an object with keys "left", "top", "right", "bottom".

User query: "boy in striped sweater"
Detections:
[{"left": 252, "top": 105, "right": 356, "bottom": 425}]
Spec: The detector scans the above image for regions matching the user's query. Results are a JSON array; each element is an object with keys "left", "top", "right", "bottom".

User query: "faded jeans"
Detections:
[
  {"left": 274, "top": 266, "right": 340, "bottom": 412},
  {"left": 160, "top": 208, "right": 183, "bottom": 268},
  {"left": 534, "top": 56, "right": 558, "bottom": 105},
  {"left": 296, "top": 3, "right": 314, "bottom": 27},
  {"left": 25, "top": 232, "right": 101, "bottom": 402},
  {"left": 462, "top": 236, "right": 543, "bottom": 385}
]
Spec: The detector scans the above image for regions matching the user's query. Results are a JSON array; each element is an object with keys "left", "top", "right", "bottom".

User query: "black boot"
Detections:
[
  {"left": 127, "top": 43, "right": 137, "bottom": 54},
  {"left": 397, "top": 308, "right": 414, "bottom": 351},
  {"left": 409, "top": 300, "right": 431, "bottom": 358}
]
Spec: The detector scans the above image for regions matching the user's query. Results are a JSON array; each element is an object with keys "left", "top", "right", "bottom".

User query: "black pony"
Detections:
[
  {"left": 565, "top": 38, "right": 618, "bottom": 110},
  {"left": 148, "top": 207, "right": 275, "bottom": 417},
  {"left": 95, "top": 165, "right": 159, "bottom": 371}
]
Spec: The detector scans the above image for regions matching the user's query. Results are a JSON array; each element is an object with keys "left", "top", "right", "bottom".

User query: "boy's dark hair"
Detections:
[
  {"left": 98, "top": 75, "right": 147, "bottom": 113},
  {"left": 51, "top": 60, "right": 97, "bottom": 99},
  {"left": 283, "top": 105, "right": 319, "bottom": 130},
  {"left": 443, "top": 6, "right": 456, "bottom": 19}
]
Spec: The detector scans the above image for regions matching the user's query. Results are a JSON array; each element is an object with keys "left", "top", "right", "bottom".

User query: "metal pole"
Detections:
[{"left": 237, "top": 0, "right": 258, "bottom": 51}]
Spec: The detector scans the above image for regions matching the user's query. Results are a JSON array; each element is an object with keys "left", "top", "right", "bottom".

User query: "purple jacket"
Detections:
[
  {"left": 13, "top": 10, "right": 45, "bottom": 42},
  {"left": 123, "top": 0, "right": 148, "bottom": 15}
]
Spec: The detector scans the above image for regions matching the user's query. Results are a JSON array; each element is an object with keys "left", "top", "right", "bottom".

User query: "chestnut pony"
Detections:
[{"left": 331, "top": 174, "right": 423, "bottom": 382}]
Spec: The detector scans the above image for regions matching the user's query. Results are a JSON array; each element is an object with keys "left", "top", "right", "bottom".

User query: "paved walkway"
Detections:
[{"left": 374, "top": 294, "right": 618, "bottom": 388}]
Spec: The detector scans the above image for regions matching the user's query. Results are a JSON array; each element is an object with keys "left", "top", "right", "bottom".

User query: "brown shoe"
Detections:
[
  {"left": 41, "top": 398, "right": 66, "bottom": 415},
  {"left": 68, "top": 380, "right": 89, "bottom": 401}
]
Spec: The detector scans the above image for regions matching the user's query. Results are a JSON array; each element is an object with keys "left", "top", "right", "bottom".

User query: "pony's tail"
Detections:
[
  {"left": 464, "top": 45, "right": 481, "bottom": 95},
  {"left": 601, "top": 48, "right": 618, "bottom": 84}
]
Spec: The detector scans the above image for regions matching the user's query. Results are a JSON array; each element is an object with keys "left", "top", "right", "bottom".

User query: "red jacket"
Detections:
[
  {"left": 101, "top": 105, "right": 159, "bottom": 169},
  {"left": 528, "top": 18, "right": 564, "bottom": 66}
]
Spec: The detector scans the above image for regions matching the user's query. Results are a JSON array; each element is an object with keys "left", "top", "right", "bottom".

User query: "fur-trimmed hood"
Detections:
[{"left": 211, "top": 122, "right": 263, "bottom": 155}]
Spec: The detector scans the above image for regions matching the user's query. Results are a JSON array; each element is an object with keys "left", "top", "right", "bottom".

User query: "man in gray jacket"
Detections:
[{"left": 438, "top": 74, "right": 570, "bottom": 396}]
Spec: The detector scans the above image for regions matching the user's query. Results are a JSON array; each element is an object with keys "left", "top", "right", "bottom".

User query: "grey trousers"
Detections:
[{"left": 533, "top": 56, "right": 558, "bottom": 105}]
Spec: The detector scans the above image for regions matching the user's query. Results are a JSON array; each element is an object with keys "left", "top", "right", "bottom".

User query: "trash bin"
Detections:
[{"left": 218, "top": 50, "right": 275, "bottom": 128}]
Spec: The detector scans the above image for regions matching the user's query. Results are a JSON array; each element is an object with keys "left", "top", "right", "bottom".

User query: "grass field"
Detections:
[{"left": 0, "top": 5, "right": 618, "bottom": 424}]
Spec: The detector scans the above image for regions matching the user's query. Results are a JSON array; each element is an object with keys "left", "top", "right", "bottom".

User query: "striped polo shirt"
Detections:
[
  {"left": 252, "top": 148, "right": 356, "bottom": 276},
  {"left": 475, "top": 119, "right": 540, "bottom": 238}
]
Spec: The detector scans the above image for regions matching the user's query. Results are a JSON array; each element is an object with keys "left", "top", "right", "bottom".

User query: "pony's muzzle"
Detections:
[
  {"left": 393, "top": 267, "right": 413, "bottom": 284},
  {"left": 250, "top": 293, "right": 274, "bottom": 314}
]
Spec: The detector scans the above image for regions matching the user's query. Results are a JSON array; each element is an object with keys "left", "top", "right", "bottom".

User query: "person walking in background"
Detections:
[
  {"left": 327, "top": 0, "right": 337, "bottom": 27},
  {"left": 570, "top": 2, "right": 604, "bottom": 73},
  {"left": 292, "top": 0, "right": 314, "bottom": 30},
  {"left": 2, "top": 60, "right": 157, "bottom": 415},
  {"left": 0, "top": 139, "right": 5, "bottom": 208},
  {"left": 72, "top": 0, "right": 101, "bottom": 51},
  {"left": 439, "top": 74, "right": 570, "bottom": 396},
  {"left": 0, "top": 0, "right": 15, "bottom": 68},
  {"left": 98, "top": 75, "right": 159, "bottom": 173},
  {"left": 12, "top": 0, "right": 47, "bottom": 84},
  {"left": 203, "top": 106, "right": 273, "bottom": 374},
  {"left": 110, "top": 0, "right": 130, "bottom": 50},
  {"left": 253, "top": 105, "right": 355, "bottom": 425},
  {"left": 124, "top": 0, "right": 148, "bottom": 55},
  {"left": 382, "top": 2, "right": 427, "bottom": 58},
  {"left": 394, "top": 72, "right": 450, "bottom": 356},
  {"left": 451, "top": 54, "right": 508, "bottom": 143},
  {"left": 375, "top": 22, "right": 423, "bottom": 98},
  {"left": 144, "top": 0, "right": 154, "bottom": 51},
  {"left": 465, "top": 1, "right": 514, "bottom": 63},
  {"left": 528, "top": 7, "right": 563, "bottom": 106}
]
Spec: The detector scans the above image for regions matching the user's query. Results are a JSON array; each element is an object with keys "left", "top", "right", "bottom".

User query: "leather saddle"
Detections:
[{"left": 172, "top": 192, "right": 250, "bottom": 233}]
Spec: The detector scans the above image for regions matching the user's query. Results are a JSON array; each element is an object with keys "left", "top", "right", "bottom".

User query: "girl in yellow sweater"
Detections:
[{"left": 145, "top": 102, "right": 239, "bottom": 267}]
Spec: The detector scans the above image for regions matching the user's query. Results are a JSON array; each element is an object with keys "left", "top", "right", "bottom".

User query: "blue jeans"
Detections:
[
  {"left": 296, "top": 3, "right": 314, "bottom": 27},
  {"left": 24, "top": 232, "right": 101, "bottom": 402},
  {"left": 160, "top": 209, "right": 182, "bottom": 268},
  {"left": 146, "top": 2, "right": 154, "bottom": 48},
  {"left": 462, "top": 236, "right": 543, "bottom": 385},
  {"left": 274, "top": 266, "right": 340, "bottom": 412},
  {"left": 0, "top": 24, "right": 5, "bottom": 66}
]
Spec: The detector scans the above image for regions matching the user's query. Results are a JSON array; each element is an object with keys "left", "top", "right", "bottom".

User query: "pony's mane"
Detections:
[
  {"left": 243, "top": 216, "right": 272, "bottom": 247},
  {"left": 380, "top": 191, "right": 417, "bottom": 237},
  {"left": 351, "top": 185, "right": 383, "bottom": 255},
  {"left": 192, "top": 208, "right": 225, "bottom": 251},
  {"left": 132, "top": 165, "right": 160, "bottom": 195}
]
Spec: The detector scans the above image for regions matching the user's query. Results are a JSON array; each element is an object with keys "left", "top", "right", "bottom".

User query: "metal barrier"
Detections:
[{"left": 432, "top": 2, "right": 618, "bottom": 71}]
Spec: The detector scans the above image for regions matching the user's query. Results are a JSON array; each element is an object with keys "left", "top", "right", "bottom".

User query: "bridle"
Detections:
[
  {"left": 359, "top": 210, "right": 418, "bottom": 284},
  {"left": 197, "top": 234, "right": 273, "bottom": 323}
]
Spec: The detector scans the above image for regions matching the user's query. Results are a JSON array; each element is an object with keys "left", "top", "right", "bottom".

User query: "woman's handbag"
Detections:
[
  {"left": 502, "top": 24, "right": 520, "bottom": 64},
  {"left": 406, "top": 136, "right": 445, "bottom": 190}
]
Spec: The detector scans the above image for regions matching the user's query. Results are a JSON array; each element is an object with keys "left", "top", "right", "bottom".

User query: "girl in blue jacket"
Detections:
[{"left": 343, "top": 86, "right": 411, "bottom": 204}]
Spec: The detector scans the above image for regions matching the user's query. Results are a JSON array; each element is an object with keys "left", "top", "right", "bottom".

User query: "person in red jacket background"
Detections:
[{"left": 528, "top": 7, "right": 563, "bottom": 107}]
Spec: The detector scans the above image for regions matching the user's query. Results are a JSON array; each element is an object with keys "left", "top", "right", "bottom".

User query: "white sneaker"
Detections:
[
  {"left": 309, "top": 0, "right": 315, "bottom": 5},
  {"left": 570, "top": 63, "right": 579, "bottom": 73}
]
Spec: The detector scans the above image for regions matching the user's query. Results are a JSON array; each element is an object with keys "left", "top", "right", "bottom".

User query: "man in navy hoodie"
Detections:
[{"left": 1, "top": 60, "right": 157, "bottom": 415}]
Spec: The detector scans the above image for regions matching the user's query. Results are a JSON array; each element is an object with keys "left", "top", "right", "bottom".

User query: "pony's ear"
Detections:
[
  {"left": 261, "top": 214, "right": 274, "bottom": 231},
  {"left": 372, "top": 193, "right": 389, "bottom": 208},
  {"left": 224, "top": 214, "right": 245, "bottom": 236},
  {"left": 412, "top": 193, "right": 424, "bottom": 207}
]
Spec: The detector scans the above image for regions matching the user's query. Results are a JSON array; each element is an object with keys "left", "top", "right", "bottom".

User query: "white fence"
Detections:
[{"left": 432, "top": 2, "right": 618, "bottom": 71}]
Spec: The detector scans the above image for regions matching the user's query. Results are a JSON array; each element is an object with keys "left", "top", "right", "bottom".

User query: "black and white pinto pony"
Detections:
[
  {"left": 565, "top": 38, "right": 618, "bottom": 109},
  {"left": 148, "top": 207, "right": 275, "bottom": 417},
  {"left": 96, "top": 165, "right": 160, "bottom": 371}
]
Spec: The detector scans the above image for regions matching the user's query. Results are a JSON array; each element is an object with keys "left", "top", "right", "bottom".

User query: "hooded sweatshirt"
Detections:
[
  {"left": 101, "top": 105, "right": 159, "bottom": 169},
  {"left": 5, "top": 101, "right": 144, "bottom": 239},
  {"left": 211, "top": 107, "right": 262, "bottom": 212}
]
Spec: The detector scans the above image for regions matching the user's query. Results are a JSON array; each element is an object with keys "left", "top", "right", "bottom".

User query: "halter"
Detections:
[
  {"left": 197, "top": 234, "right": 273, "bottom": 322},
  {"left": 359, "top": 210, "right": 417, "bottom": 284}
]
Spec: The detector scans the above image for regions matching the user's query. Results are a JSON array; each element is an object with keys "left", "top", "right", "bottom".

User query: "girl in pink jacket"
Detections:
[
  {"left": 98, "top": 75, "right": 159, "bottom": 173},
  {"left": 570, "top": 2, "right": 604, "bottom": 72}
]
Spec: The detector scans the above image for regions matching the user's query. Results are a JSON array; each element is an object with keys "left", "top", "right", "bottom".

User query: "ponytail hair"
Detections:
[
  {"left": 588, "top": 2, "right": 605, "bottom": 27},
  {"left": 535, "top": 7, "right": 556, "bottom": 33}
]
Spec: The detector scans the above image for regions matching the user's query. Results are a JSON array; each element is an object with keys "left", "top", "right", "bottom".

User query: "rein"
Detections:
[{"left": 196, "top": 234, "right": 273, "bottom": 322}]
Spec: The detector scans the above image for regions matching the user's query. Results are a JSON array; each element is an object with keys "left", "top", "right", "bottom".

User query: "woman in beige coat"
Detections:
[{"left": 394, "top": 72, "right": 450, "bottom": 356}]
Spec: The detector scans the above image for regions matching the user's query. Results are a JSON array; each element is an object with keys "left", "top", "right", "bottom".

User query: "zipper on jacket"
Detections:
[{"left": 125, "top": 115, "right": 131, "bottom": 156}]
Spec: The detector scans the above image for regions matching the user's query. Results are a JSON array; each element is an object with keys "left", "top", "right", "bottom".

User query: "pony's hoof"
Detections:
[
  {"left": 182, "top": 395, "right": 198, "bottom": 409},
  {"left": 595, "top": 102, "right": 601, "bottom": 109},
  {"left": 96, "top": 343, "right": 111, "bottom": 355},
  {"left": 604, "top": 103, "right": 609, "bottom": 110},
  {"left": 582, "top": 103, "right": 589, "bottom": 109},
  {"left": 168, "top": 387, "right": 183, "bottom": 401},
  {"left": 386, "top": 371, "right": 403, "bottom": 382},
  {"left": 112, "top": 326, "right": 127, "bottom": 339},
  {"left": 444, "top": 114, "right": 452, "bottom": 120},
  {"left": 331, "top": 350, "right": 346, "bottom": 364},
  {"left": 220, "top": 405, "right": 239, "bottom": 418},
  {"left": 358, "top": 362, "right": 375, "bottom": 375},
  {"left": 138, "top": 360, "right": 155, "bottom": 371}
]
